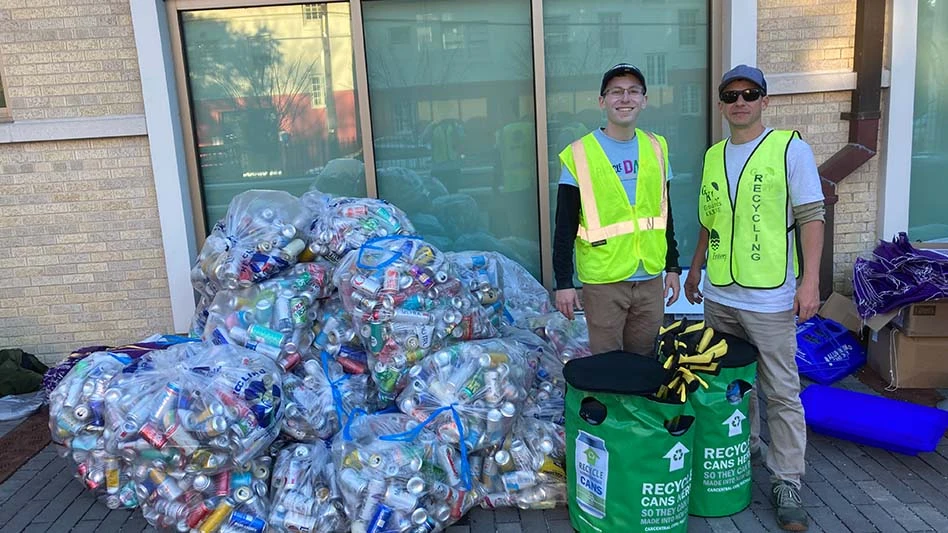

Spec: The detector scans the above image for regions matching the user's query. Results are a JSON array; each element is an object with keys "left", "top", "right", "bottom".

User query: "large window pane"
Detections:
[
  {"left": 909, "top": 0, "right": 948, "bottom": 242},
  {"left": 543, "top": 1, "right": 710, "bottom": 275},
  {"left": 363, "top": 0, "right": 541, "bottom": 278},
  {"left": 181, "top": 4, "right": 361, "bottom": 230}
]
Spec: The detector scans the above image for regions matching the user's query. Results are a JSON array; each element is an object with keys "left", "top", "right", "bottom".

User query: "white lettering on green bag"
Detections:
[{"left": 575, "top": 430, "right": 609, "bottom": 518}]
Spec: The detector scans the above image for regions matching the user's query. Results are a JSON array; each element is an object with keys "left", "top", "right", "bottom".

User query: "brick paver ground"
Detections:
[{"left": 2, "top": 375, "right": 947, "bottom": 532}]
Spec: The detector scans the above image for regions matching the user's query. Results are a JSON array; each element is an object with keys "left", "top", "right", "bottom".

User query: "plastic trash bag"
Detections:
[{"left": 0, "top": 390, "right": 46, "bottom": 421}]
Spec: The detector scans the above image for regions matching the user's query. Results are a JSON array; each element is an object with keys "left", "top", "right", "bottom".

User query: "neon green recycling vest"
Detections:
[
  {"left": 698, "top": 129, "right": 800, "bottom": 289},
  {"left": 559, "top": 129, "right": 669, "bottom": 284},
  {"left": 499, "top": 121, "right": 536, "bottom": 193}
]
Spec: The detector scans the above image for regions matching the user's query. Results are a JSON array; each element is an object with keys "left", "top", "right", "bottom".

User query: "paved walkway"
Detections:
[{"left": 2, "top": 375, "right": 947, "bottom": 532}]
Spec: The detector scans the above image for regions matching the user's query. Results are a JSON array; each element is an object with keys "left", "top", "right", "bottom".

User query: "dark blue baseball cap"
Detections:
[
  {"left": 718, "top": 64, "right": 767, "bottom": 95},
  {"left": 600, "top": 63, "right": 647, "bottom": 96}
]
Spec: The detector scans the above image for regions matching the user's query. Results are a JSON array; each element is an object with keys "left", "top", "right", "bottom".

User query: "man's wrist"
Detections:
[{"left": 665, "top": 266, "right": 682, "bottom": 274}]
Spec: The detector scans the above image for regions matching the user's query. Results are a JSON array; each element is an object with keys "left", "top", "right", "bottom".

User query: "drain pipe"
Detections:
[{"left": 816, "top": 0, "right": 886, "bottom": 299}]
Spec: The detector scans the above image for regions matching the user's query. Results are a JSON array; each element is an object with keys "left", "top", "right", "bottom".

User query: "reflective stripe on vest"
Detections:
[
  {"left": 572, "top": 132, "right": 668, "bottom": 243},
  {"left": 699, "top": 129, "right": 800, "bottom": 288}
]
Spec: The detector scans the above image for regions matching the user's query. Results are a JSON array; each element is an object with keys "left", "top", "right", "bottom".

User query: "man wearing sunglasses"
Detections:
[
  {"left": 684, "top": 65, "right": 824, "bottom": 531},
  {"left": 553, "top": 63, "right": 681, "bottom": 357}
]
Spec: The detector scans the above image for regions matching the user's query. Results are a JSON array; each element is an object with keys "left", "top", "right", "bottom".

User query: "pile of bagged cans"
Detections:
[
  {"left": 333, "top": 235, "right": 499, "bottom": 403},
  {"left": 49, "top": 187, "right": 590, "bottom": 532}
]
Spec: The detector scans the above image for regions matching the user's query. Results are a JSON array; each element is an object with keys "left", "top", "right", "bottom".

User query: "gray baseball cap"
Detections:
[{"left": 718, "top": 64, "right": 767, "bottom": 95}]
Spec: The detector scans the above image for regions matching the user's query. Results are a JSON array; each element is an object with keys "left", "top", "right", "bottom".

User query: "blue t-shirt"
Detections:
[{"left": 559, "top": 128, "right": 673, "bottom": 281}]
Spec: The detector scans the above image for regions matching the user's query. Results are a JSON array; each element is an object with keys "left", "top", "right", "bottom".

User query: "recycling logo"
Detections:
[
  {"left": 709, "top": 228, "right": 721, "bottom": 251},
  {"left": 723, "top": 409, "right": 747, "bottom": 437},
  {"left": 663, "top": 442, "right": 690, "bottom": 472},
  {"left": 585, "top": 448, "right": 600, "bottom": 465}
]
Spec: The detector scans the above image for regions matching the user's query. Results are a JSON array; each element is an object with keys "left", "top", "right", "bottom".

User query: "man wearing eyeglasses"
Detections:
[
  {"left": 684, "top": 65, "right": 824, "bottom": 531},
  {"left": 553, "top": 63, "right": 681, "bottom": 357}
]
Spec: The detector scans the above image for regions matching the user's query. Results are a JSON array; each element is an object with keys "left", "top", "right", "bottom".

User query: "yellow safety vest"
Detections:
[
  {"left": 698, "top": 129, "right": 800, "bottom": 288},
  {"left": 499, "top": 121, "right": 536, "bottom": 193},
  {"left": 559, "top": 129, "right": 669, "bottom": 284}
]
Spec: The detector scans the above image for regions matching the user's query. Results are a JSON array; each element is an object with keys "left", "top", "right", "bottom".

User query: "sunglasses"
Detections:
[{"left": 719, "top": 88, "right": 765, "bottom": 103}]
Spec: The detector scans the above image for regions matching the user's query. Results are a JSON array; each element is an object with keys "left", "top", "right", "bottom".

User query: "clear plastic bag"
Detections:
[
  {"left": 269, "top": 442, "right": 348, "bottom": 532},
  {"left": 332, "top": 412, "right": 479, "bottom": 533},
  {"left": 309, "top": 158, "right": 366, "bottom": 198},
  {"left": 282, "top": 354, "right": 372, "bottom": 442},
  {"left": 301, "top": 193, "right": 417, "bottom": 264},
  {"left": 332, "top": 236, "right": 498, "bottom": 403},
  {"left": 479, "top": 417, "right": 567, "bottom": 510},
  {"left": 0, "top": 390, "right": 45, "bottom": 421}
]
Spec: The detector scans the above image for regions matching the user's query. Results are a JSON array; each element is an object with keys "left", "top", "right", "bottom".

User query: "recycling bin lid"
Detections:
[{"left": 563, "top": 351, "right": 667, "bottom": 395}]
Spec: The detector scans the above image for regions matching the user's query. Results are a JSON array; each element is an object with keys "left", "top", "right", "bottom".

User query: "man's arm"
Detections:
[
  {"left": 553, "top": 184, "right": 582, "bottom": 319},
  {"left": 794, "top": 201, "right": 825, "bottom": 322},
  {"left": 684, "top": 227, "right": 709, "bottom": 304}
]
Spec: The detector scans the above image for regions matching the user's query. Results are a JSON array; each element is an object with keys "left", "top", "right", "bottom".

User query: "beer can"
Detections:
[
  {"left": 228, "top": 511, "right": 266, "bottom": 533},
  {"left": 234, "top": 485, "right": 253, "bottom": 503},
  {"left": 366, "top": 503, "right": 393, "bottom": 533}
]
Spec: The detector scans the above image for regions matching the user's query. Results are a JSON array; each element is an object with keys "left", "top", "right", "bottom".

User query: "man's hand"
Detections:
[
  {"left": 664, "top": 273, "right": 680, "bottom": 306},
  {"left": 555, "top": 288, "right": 582, "bottom": 320},
  {"left": 684, "top": 269, "right": 703, "bottom": 304},
  {"left": 794, "top": 279, "right": 820, "bottom": 322}
]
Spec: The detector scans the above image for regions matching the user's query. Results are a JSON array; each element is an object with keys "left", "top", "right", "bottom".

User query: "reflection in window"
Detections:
[
  {"left": 0, "top": 74, "right": 6, "bottom": 109},
  {"left": 599, "top": 13, "right": 620, "bottom": 50},
  {"left": 646, "top": 53, "right": 667, "bottom": 86},
  {"left": 364, "top": 1, "right": 541, "bottom": 279},
  {"left": 544, "top": 0, "right": 710, "bottom": 276},
  {"left": 908, "top": 0, "right": 948, "bottom": 242},
  {"left": 545, "top": 15, "right": 570, "bottom": 56},
  {"left": 679, "top": 9, "right": 698, "bottom": 46},
  {"left": 389, "top": 26, "right": 411, "bottom": 45},
  {"left": 181, "top": 4, "right": 362, "bottom": 229}
]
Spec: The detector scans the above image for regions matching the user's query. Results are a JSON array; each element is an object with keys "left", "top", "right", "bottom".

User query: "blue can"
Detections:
[
  {"left": 229, "top": 510, "right": 267, "bottom": 533},
  {"left": 367, "top": 503, "right": 393, "bottom": 533}
]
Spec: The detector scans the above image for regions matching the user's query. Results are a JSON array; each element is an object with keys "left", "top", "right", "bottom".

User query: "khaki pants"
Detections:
[
  {"left": 581, "top": 276, "right": 664, "bottom": 357},
  {"left": 703, "top": 299, "right": 807, "bottom": 488}
]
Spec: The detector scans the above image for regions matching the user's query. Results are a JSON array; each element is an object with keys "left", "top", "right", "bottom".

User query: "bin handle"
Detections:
[{"left": 580, "top": 397, "right": 607, "bottom": 425}]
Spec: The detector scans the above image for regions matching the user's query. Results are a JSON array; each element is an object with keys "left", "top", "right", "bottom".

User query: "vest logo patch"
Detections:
[
  {"left": 591, "top": 240, "right": 607, "bottom": 247},
  {"left": 708, "top": 229, "right": 721, "bottom": 251},
  {"left": 700, "top": 182, "right": 722, "bottom": 217}
]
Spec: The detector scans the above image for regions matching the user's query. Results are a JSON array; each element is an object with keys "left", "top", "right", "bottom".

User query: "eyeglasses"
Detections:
[
  {"left": 720, "top": 88, "right": 765, "bottom": 103},
  {"left": 603, "top": 86, "right": 645, "bottom": 98}
]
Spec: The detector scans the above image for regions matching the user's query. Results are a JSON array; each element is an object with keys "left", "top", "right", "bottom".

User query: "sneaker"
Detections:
[
  {"left": 771, "top": 480, "right": 809, "bottom": 531},
  {"left": 751, "top": 440, "right": 768, "bottom": 466}
]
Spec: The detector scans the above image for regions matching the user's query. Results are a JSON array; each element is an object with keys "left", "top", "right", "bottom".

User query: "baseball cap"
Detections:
[
  {"left": 718, "top": 64, "right": 767, "bottom": 95},
  {"left": 600, "top": 63, "right": 647, "bottom": 96}
]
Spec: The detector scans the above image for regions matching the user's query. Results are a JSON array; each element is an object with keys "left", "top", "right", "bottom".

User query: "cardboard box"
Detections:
[
  {"left": 867, "top": 326, "right": 948, "bottom": 389},
  {"left": 890, "top": 299, "right": 948, "bottom": 337},
  {"left": 818, "top": 292, "right": 863, "bottom": 335}
]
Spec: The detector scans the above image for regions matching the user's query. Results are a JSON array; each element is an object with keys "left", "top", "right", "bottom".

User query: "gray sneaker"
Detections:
[{"left": 771, "top": 480, "right": 809, "bottom": 531}]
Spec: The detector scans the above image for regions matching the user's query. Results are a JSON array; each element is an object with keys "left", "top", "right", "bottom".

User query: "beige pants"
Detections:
[
  {"left": 581, "top": 276, "right": 665, "bottom": 357},
  {"left": 703, "top": 299, "right": 807, "bottom": 488}
]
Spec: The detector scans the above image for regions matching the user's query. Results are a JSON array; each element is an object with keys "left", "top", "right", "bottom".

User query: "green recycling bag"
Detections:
[
  {"left": 565, "top": 352, "right": 696, "bottom": 533},
  {"left": 658, "top": 322, "right": 758, "bottom": 517}
]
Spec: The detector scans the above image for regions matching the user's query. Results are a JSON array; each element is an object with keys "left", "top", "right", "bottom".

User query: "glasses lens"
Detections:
[
  {"left": 720, "top": 88, "right": 763, "bottom": 103},
  {"left": 742, "top": 89, "right": 762, "bottom": 102}
]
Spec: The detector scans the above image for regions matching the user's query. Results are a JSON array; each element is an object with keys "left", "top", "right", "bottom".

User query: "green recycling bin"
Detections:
[
  {"left": 565, "top": 351, "right": 696, "bottom": 533},
  {"left": 661, "top": 323, "right": 758, "bottom": 517}
]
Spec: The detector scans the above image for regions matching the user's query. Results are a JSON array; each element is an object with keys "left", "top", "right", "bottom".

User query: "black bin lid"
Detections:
[
  {"left": 564, "top": 351, "right": 667, "bottom": 395},
  {"left": 716, "top": 332, "right": 757, "bottom": 368}
]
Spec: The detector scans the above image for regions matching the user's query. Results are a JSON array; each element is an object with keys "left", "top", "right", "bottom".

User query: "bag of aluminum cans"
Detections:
[
  {"left": 479, "top": 417, "right": 567, "bottom": 510},
  {"left": 281, "top": 354, "right": 373, "bottom": 442},
  {"left": 201, "top": 261, "right": 336, "bottom": 372},
  {"left": 395, "top": 337, "right": 540, "bottom": 454},
  {"left": 49, "top": 350, "right": 146, "bottom": 508},
  {"left": 301, "top": 192, "right": 416, "bottom": 264},
  {"left": 191, "top": 190, "right": 310, "bottom": 298},
  {"left": 138, "top": 457, "right": 273, "bottom": 532},
  {"left": 446, "top": 251, "right": 553, "bottom": 327},
  {"left": 312, "top": 298, "right": 371, "bottom": 376},
  {"left": 333, "top": 236, "right": 499, "bottom": 403},
  {"left": 269, "top": 442, "right": 348, "bottom": 533},
  {"left": 309, "top": 158, "right": 366, "bottom": 198},
  {"left": 96, "top": 343, "right": 284, "bottom": 476},
  {"left": 332, "top": 412, "right": 479, "bottom": 533}
]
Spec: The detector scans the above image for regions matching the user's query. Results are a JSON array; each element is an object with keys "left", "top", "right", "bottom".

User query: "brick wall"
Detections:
[
  {"left": 758, "top": 0, "right": 881, "bottom": 294},
  {"left": 0, "top": 0, "right": 172, "bottom": 364}
]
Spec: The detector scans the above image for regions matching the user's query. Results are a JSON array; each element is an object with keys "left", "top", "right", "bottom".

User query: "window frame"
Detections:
[{"left": 0, "top": 70, "right": 10, "bottom": 123}]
